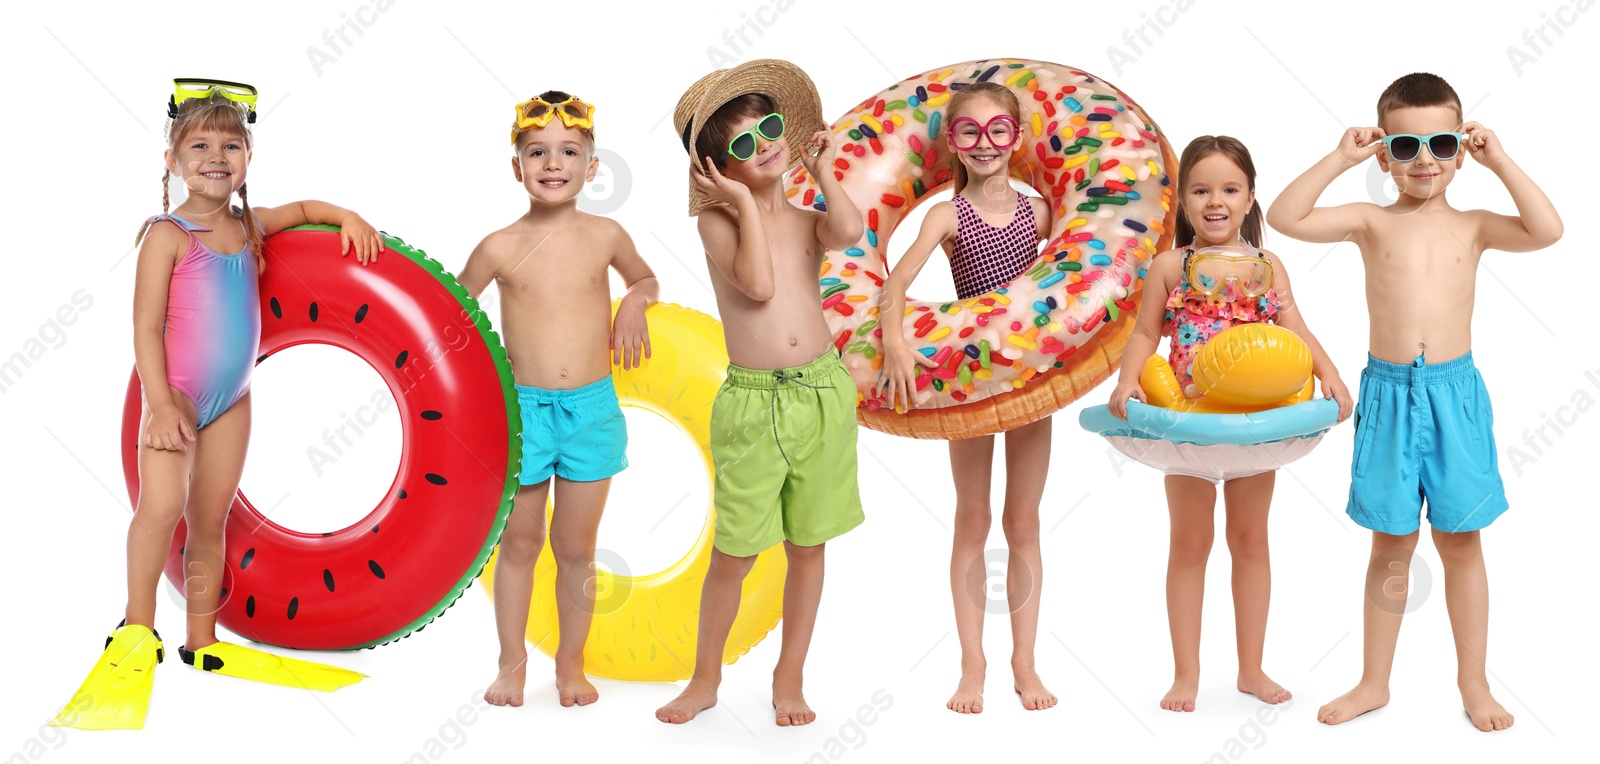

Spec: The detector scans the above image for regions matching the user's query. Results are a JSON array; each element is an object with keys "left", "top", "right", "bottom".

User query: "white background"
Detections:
[{"left": 2, "top": 0, "right": 1596, "bottom": 762}]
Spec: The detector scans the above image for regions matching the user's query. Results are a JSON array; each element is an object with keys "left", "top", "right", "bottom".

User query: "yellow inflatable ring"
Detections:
[
  {"left": 480, "top": 302, "right": 787, "bottom": 682},
  {"left": 1141, "top": 324, "right": 1315, "bottom": 414}
]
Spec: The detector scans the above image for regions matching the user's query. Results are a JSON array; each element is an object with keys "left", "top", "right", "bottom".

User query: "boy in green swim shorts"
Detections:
[{"left": 656, "top": 60, "right": 866, "bottom": 727}]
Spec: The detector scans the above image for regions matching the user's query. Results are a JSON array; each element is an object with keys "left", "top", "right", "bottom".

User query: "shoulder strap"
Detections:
[
  {"left": 230, "top": 205, "right": 265, "bottom": 237},
  {"left": 140, "top": 213, "right": 208, "bottom": 247}
]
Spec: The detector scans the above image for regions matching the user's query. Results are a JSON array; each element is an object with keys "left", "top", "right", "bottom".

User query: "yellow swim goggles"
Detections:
[
  {"left": 1187, "top": 246, "right": 1274, "bottom": 298},
  {"left": 168, "top": 78, "right": 258, "bottom": 123},
  {"left": 510, "top": 95, "right": 596, "bottom": 144}
]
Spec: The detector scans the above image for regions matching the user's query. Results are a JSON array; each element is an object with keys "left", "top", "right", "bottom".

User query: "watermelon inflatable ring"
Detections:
[{"left": 119, "top": 226, "right": 519, "bottom": 651}]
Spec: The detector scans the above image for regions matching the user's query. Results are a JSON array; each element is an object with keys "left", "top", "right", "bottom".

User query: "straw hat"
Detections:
[{"left": 673, "top": 59, "right": 825, "bottom": 216}]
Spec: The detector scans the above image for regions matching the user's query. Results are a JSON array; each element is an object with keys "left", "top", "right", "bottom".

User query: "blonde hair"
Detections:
[
  {"left": 945, "top": 82, "right": 1022, "bottom": 195},
  {"left": 147, "top": 91, "right": 264, "bottom": 271}
]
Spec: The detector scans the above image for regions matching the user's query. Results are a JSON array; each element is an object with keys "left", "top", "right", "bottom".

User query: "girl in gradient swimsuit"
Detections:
[{"left": 121, "top": 81, "right": 383, "bottom": 673}]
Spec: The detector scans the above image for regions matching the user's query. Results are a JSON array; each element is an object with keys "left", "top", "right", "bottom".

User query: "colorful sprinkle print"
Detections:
[{"left": 784, "top": 60, "right": 1177, "bottom": 423}]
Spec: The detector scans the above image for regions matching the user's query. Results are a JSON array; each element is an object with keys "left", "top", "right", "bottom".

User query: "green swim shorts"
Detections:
[{"left": 710, "top": 348, "right": 865, "bottom": 557}]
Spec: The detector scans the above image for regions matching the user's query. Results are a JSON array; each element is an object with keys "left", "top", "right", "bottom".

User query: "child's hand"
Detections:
[
  {"left": 143, "top": 403, "right": 196, "bottom": 452},
  {"left": 690, "top": 159, "right": 753, "bottom": 208},
  {"left": 1320, "top": 374, "right": 1354, "bottom": 422},
  {"left": 880, "top": 340, "right": 938, "bottom": 412},
  {"left": 1460, "top": 122, "right": 1508, "bottom": 170},
  {"left": 798, "top": 130, "right": 835, "bottom": 178},
  {"left": 1107, "top": 378, "right": 1147, "bottom": 421},
  {"left": 1335, "top": 127, "right": 1387, "bottom": 166},
  {"left": 610, "top": 297, "right": 652, "bottom": 371},
  {"left": 339, "top": 214, "right": 384, "bottom": 266}
]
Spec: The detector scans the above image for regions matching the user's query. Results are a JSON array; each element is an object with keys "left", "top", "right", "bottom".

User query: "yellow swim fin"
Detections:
[
  {"left": 50, "top": 622, "right": 164, "bottom": 730},
  {"left": 179, "top": 641, "right": 365, "bottom": 692}
]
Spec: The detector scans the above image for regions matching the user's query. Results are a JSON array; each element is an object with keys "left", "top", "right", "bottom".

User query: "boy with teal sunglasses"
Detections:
[{"left": 1269, "top": 72, "right": 1562, "bottom": 732}]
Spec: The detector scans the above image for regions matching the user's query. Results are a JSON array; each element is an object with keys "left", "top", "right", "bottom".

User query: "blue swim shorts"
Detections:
[
  {"left": 1346, "top": 351, "right": 1508, "bottom": 535},
  {"left": 517, "top": 377, "right": 628, "bottom": 484}
]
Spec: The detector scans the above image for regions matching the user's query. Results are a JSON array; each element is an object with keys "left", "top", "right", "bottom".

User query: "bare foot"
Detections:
[
  {"left": 1160, "top": 676, "right": 1199, "bottom": 712},
  {"left": 656, "top": 680, "right": 718, "bottom": 724},
  {"left": 1462, "top": 683, "right": 1514, "bottom": 732},
  {"left": 1237, "top": 670, "right": 1292, "bottom": 705},
  {"left": 1317, "top": 682, "right": 1389, "bottom": 724},
  {"left": 1013, "top": 663, "right": 1057, "bottom": 711},
  {"left": 555, "top": 659, "right": 599, "bottom": 707},
  {"left": 484, "top": 660, "right": 527, "bottom": 708},
  {"left": 773, "top": 673, "right": 815, "bottom": 726},
  {"left": 947, "top": 668, "right": 985, "bottom": 714}
]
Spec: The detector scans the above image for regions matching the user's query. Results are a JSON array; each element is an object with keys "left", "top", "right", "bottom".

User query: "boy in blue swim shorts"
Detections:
[
  {"left": 1269, "top": 73, "right": 1561, "bottom": 731},
  {"left": 458, "top": 90, "right": 659, "bottom": 709}
]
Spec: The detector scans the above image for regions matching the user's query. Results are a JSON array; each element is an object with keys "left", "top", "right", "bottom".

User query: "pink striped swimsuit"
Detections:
[
  {"left": 146, "top": 209, "right": 261, "bottom": 428},
  {"left": 948, "top": 191, "right": 1039, "bottom": 300}
]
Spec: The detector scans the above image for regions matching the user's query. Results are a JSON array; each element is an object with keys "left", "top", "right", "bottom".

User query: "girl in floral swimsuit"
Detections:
[{"left": 1105, "top": 136, "right": 1352, "bottom": 714}]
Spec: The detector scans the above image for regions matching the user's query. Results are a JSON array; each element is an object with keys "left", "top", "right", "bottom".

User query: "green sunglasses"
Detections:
[{"left": 725, "top": 112, "right": 786, "bottom": 162}]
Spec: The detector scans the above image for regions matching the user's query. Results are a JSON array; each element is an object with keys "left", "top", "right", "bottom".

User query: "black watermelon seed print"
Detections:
[
  {"left": 397, "top": 489, "right": 407, "bottom": 499},
  {"left": 269, "top": 297, "right": 282, "bottom": 319},
  {"left": 394, "top": 350, "right": 409, "bottom": 368},
  {"left": 256, "top": 354, "right": 268, "bottom": 363},
  {"left": 371, "top": 524, "right": 380, "bottom": 533},
  {"left": 219, "top": 587, "right": 228, "bottom": 599},
  {"left": 421, "top": 410, "right": 443, "bottom": 420},
  {"left": 179, "top": 545, "right": 185, "bottom": 555},
  {"left": 425, "top": 473, "right": 448, "bottom": 486},
  {"left": 309, "top": 302, "right": 319, "bottom": 322},
  {"left": 240, "top": 548, "right": 256, "bottom": 569},
  {"left": 287, "top": 597, "right": 299, "bottom": 621},
  {"left": 323, "top": 569, "right": 336, "bottom": 592},
  {"left": 368, "top": 560, "right": 386, "bottom": 579},
  {"left": 245, "top": 596, "right": 256, "bottom": 618},
  {"left": 354, "top": 304, "right": 369, "bottom": 323}
]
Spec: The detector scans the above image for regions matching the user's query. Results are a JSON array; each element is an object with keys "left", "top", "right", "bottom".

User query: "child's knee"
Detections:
[
  {"left": 1370, "top": 529, "right": 1420, "bottom": 555},
  {"left": 1170, "top": 532, "right": 1213, "bottom": 562},
  {"left": 784, "top": 540, "right": 825, "bottom": 564},
  {"left": 709, "top": 548, "right": 757, "bottom": 578},
  {"left": 954, "top": 504, "right": 992, "bottom": 534},
  {"left": 548, "top": 539, "right": 591, "bottom": 570},
  {"left": 1225, "top": 526, "right": 1269, "bottom": 560},
  {"left": 498, "top": 527, "right": 546, "bottom": 564},
  {"left": 1431, "top": 528, "right": 1481, "bottom": 562},
  {"left": 1000, "top": 510, "right": 1040, "bottom": 544},
  {"left": 132, "top": 500, "right": 185, "bottom": 532}
]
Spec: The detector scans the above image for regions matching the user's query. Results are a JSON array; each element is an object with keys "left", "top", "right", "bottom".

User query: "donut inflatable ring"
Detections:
[
  {"left": 1079, "top": 326, "right": 1342, "bottom": 481},
  {"left": 785, "top": 59, "right": 1179, "bottom": 439},
  {"left": 121, "top": 226, "right": 519, "bottom": 650},
  {"left": 481, "top": 303, "right": 787, "bottom": 682}
]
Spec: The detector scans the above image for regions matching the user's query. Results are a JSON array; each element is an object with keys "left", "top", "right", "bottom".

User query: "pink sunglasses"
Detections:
[{"left": 946, "top": 115, "right": 1021, "bottom": 151}]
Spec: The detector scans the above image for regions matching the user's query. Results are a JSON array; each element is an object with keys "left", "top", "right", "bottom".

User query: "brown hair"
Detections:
[
  {"left": 1174, "top": 136, "right": 1263, "bottom": 248},
  {"left": 149, "top": 91, "right": 264, "bottom": 271},
  {"left": 945, "top": 82, "right": 1022, "bottom": 195},
  {"left": 686, "top": 93, "right": 775, "bottom": 170},
  {"left": 513, "top": 89, "right": 597, "bottom": 152},
  {"left": 1376, "top": 73, "right": 1462, "bottom": 130}
]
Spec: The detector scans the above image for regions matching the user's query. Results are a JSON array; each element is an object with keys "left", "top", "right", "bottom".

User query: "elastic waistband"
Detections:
[
  {"left": 725, "top": 349, "right": 842, "bottom": 389},
  {"left": 1363, "top": 351, "right": 1477, "bottom": 385},
  {"left": 516, "top": 375, "right": 615, "bottom": 403}
]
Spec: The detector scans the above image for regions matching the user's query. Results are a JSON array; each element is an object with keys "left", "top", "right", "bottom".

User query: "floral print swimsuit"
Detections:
[{"left": 1163, "top": 247, "right": 1285, "bottom": 398}]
